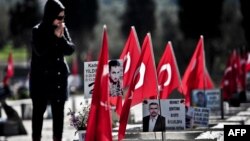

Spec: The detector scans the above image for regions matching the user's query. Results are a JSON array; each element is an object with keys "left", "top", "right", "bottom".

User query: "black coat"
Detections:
[
  {"left": 143, "top": 115, "right": 166, "bottom": 132},
  {"left": 29, "top": 23, "right": 75, "bottom": 100}
]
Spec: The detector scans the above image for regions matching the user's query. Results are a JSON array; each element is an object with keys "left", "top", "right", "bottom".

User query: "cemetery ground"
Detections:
[{"left": 0, "top": 95, "right": 250, "bottom": 141}]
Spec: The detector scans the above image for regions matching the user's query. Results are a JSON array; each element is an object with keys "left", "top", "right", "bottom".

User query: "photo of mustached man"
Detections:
[
  {"left": 108, "top": 60, "right": 123, "bottom": 97},
  {"left": 143, "top": 102, "right": 166, "bottom": 132}
]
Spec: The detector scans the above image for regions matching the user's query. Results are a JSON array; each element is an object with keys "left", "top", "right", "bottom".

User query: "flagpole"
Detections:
[
  {"left": 155, "top": 49, "right": 164, "bottom": 141},
  {"left": 148, "top": 32, "right": 164, "bottom": 141},
  {"left": 157, "top": 97, "right": 165, "bottom": 141},
  {"left": 156, "top": 73, "right": 165, "bottom": 141},
  {"left": 201, "top": 35, "right": 207, "bottom": 100}
]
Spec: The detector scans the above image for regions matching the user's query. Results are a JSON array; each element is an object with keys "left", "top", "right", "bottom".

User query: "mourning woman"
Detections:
[{"left": 29, "top": 0, "right": 75, "bottom": 140}]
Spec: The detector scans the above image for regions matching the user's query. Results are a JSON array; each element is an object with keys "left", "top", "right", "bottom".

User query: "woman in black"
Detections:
[{"left": 30, "top": 0, "right": 75, "bottom": 140}]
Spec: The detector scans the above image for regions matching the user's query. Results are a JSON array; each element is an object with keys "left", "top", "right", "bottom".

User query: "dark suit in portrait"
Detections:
[{"left": 143, "top": 115, "right": 166, "bottom": 132}]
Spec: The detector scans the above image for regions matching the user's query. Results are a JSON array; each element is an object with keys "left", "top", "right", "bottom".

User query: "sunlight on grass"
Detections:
[{"left": 0, "top": 43, "right": 28, "bottom": 63}]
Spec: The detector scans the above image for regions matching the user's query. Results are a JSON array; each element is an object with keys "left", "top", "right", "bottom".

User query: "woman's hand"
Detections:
[{"left": 54, "top": 23, "right": 65, "bottom": 38}]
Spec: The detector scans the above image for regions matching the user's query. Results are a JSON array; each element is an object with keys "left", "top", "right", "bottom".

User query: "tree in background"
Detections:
[
  {"left": 121, "top": 0, "right": 156, "bottom": 44},
  {"left": 60, "top": 0, "right": 98, "bottom": 54},
  {"left": 9, "top": 0, "right": 41, "bottom": 48},
  {"left": 178, "top": 0, "right": 223, "bottom": 39},
  {"left": 0, "top": 3, "right": 9, "bottom": 49},
  {"left": 178, "top": 0, "right": 223, "bottom": 75},
  {"left": 60, "top": 0, "right": 98, "bottom": 75},
  {"left": 240, "top": 0, "right": 250, "bottom": 52}
]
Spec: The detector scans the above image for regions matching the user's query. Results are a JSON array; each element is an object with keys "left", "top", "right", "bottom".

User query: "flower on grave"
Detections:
[{"left": 67, "top": 103, "right": 90, "bottom": 132}]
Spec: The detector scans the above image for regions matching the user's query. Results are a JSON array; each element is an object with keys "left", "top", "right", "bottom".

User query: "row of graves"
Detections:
[
  {"left": 112, "top": 90, "right": 250, "bottom": 141},
  {"left": 84, "top": 60, "right": 250, "bottom": 141}
]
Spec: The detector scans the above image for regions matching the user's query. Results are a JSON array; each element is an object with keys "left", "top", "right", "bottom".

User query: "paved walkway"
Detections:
[
  {"left": 2, "top": 96, "right": 250, "bottom": 141},
  {"left": 0, "top": 95, "right": 143, "bottom": 141},
  {"left": 1, "top": 96, "right": 84, "bottom": 141},
  {"left": 4, "top": 119, "right": 77, "bottom": 141}
]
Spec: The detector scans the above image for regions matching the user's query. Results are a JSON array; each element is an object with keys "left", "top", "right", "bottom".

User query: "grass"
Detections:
[
  {"left": 0, "top": 43, "right": 28, "bottom": 63},
  {"left": 0, "top": 43, "right": 75, "bottom": 64}
]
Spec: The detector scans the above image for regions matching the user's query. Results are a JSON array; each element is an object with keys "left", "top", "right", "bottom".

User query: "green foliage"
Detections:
[
  {"left": 0, "top": 43, "right": 28, "bottom": 62},
  {"left": 9, "top": 0, "right": 41, "bottom": 47},
  {"left": 179, "top": 0, "right": 223, "bottom": 39},
  {"left": 121, "top": 0, "right": 156, "bottom": 43},
  {"left": 61, "top": 0, "right": 98, "bottom": 31}
]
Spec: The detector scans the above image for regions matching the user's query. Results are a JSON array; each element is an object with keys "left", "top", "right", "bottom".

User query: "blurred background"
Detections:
[{"left": 0, "top": 0, "right": 250, "bottom": 99}]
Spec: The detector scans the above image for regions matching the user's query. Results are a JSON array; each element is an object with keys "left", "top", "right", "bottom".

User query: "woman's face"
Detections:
[{"left": 53, "top": 11, "right": 65, "bottom": 26}]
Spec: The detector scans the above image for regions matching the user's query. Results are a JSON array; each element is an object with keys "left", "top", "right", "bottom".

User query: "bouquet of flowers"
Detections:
[{"left": 67, "top": 102, "right": 90, "bottom": 132}]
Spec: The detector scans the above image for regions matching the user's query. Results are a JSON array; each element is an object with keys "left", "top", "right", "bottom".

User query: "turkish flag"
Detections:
[
  {"left": 204, "top": 69, "right": 214, "bottom": 89},
  {"left": 3, "top": 52, "right": 14, "bottom": 86},
  {"left": 118, "top": 33, "right": 158, "bottom": 141},
  {"left": 6, "top": 52, "right": 14, "bottom": 78},
  {"left": 85, "top": 25, "right": 113, "bottom": 141},
  {"left": 130, "top": 33, "right": 158, "bottom": 106},
  {"left": 221, "top": 50, "right": 242, "bottom": 101},
  {"left": 71, "top": 55, "right": 78, "bottom": 75},
  {"left": 111, "top": 26, "right": 141, "bottom": 116},
  {"left": 181, "top": 36, "right": 214, "bottom": 106},
  {"left": 246, "top": 53, "right": 250, "bottom": 71},
  {"left": 157, "top": 41, "right": 182, "bottom": 99},
  {"left": 120, "top": 26, "right": 141, "bottom": 88}
]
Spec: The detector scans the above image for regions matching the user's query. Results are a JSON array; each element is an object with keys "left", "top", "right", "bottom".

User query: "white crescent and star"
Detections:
[
  {"left": 124, "top": 52, "right": 131, "bottom": 74},
  {"left": 159, "top": 63, "right": 172, "bottom": 87},
  {"left": 134, "top": 63, "right": 145, "bottom": 90}
]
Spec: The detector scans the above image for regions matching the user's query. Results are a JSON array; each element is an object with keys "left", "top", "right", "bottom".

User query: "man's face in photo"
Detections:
[
  {"left": 110, "top": 66, "right": 121, "bottom": 83},
  {"left": 197, "top": 92, "right": 205, "bottom": 103},
  {"left": 149, "top": 104, "right": 159, "bottom": 117}
]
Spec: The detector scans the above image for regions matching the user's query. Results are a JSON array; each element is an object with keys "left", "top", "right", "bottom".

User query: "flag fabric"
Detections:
[
  {"left": 181, "top": 35, "right": 214, "bottom": 106},
  {"left": 237, "top": 50, "right": 248, "bottom": 92},
  {"left": 3, "top": 52, "right": 14, "bottom": 86},
  {"left": 120, "top": 26, "right": 141, "bottom": 88},
  {"left": 71, "top": 55, "right": 78, "bottom": 75},
  {"left": 246, "top": 52, "right": 250, "bottom": 72},
  {"left": 157, "top": 41, "right": 182, "bottom": 99},
  {"left": 110, "top": 26, "right": 141, "bottom": 116},
  {"left": 85, "top": 25, "right": 113, "bottom": 141},
  {"left": 6, "top": 52, "right": 14, "bottom": 78},
  {"left": 118, "top": 33, "right": 158, "bottom": 141},
  {"left": 204, "top": 69, "right": 214, "bottom": 89},
  {"left": 221, "top": 49, "right": 242, "bottom": 101},
  {"left": 130, "top": 33, "right": 158, "bottom": 106}
]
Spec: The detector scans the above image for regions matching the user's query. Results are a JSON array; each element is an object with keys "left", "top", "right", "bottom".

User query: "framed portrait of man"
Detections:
[
  {"left": 191, "top": 90, "right": 207, "bottom": 107},
  {"left": 142, "top": 99, "right": 166, "bottom": 132},
  {"left": 108, "top": 59, "right": 123, "bottom": 97},
  {"left": 84, "top": 59, "right": 123, "bottom": 98},
  {"left": 192, "top": 89, "right": 222, "bottom": 116}
]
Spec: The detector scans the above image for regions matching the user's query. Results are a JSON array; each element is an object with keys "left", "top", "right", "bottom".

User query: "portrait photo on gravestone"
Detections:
[
  {"left": 142, "top": 100, "right": 166, "bottom": 132},
  {"left": 108, "top": 59, "right": 123, "bottom": 97},
  {"left": 142, "top": 99, "right": 185, "bottom": 131},
  {"left": 191, "top": 89, "right": 222, "bottom": 116},
  {"left": 83, "top": 59, "right": 123, "bottom": 98}
]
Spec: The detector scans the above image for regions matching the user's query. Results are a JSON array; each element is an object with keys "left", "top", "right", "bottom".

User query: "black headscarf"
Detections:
[{"left": 42, "top": 0, "right": 65, "bottom": 25}]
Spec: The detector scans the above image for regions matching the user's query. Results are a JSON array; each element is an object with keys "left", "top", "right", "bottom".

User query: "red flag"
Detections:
[
  {"left": 6, "top": 52, "right": 14, "bottom": 78},
  {"left": 120, "top": 26, "right": 141, "bottom": 88},
  {"left": 85, "top": 25, "right": 113, "bottom": 141},
  {"left": 110, "top": 26, "right": 141, "bottom": 116},
  {"left": 221, "top": 50, "right": 242, "bottom": 101},
  {"left": 130, "top": 33, "right": 158, "bottom": 106},
  {"left": 246, "top": 52, "right": 250, "bottom": 72},
  {"left": 118, "top": 33, "right": 158, "bottom": 141},
  {"left": 3, "top": 52, "right": 14, "bottom": 86},
  {"left": 71, "top": 55, "right": 78, "bottom": 75},
  {"left": 204, "top": 69, "right": 214, "bottom": 89},
  {"left": 181, "top": 36, "right": 214, "bottom": 106},
  {"left": 157, "top": 41, "right": 182, "bottom": 99}
]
